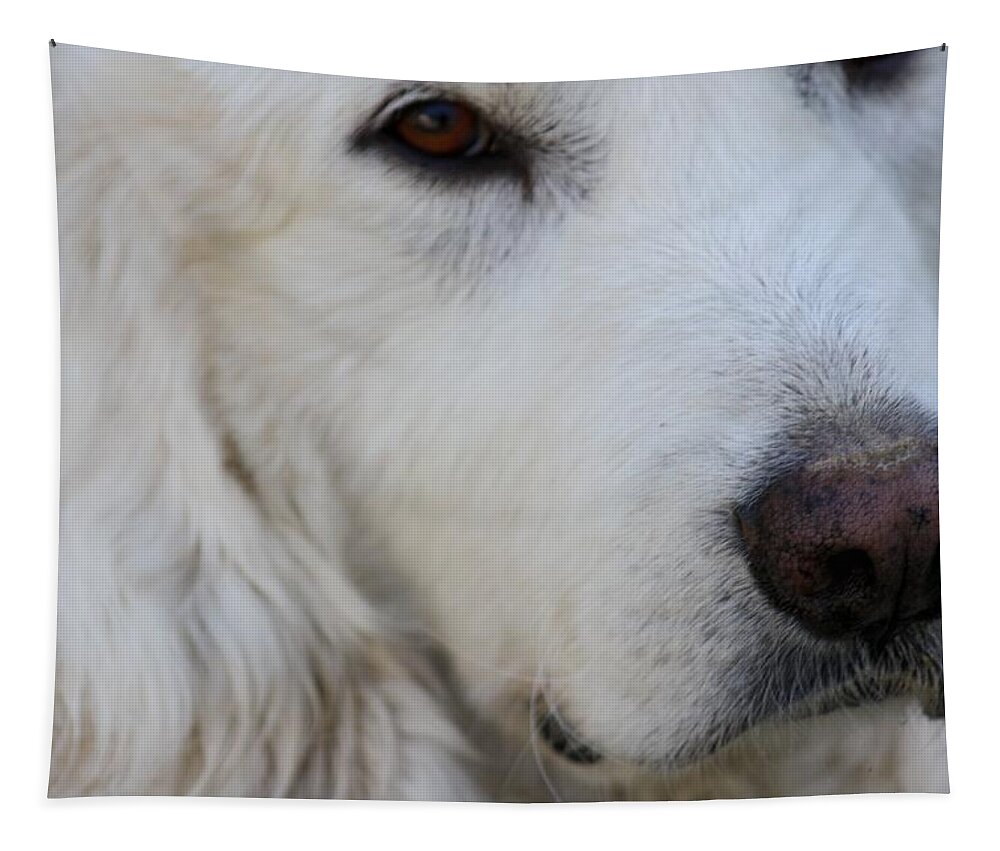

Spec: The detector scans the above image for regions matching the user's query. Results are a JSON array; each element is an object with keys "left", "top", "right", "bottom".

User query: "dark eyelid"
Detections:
[{"left": 349, "top": 87, "right": 533, "bottom": 194}]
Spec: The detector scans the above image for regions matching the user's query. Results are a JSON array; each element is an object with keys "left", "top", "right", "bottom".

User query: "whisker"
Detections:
[{"left": 528, "top": 664, "right": 563, "bottom": 802}]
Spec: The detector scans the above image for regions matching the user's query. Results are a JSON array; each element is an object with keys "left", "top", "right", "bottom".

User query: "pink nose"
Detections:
[{"left": 737, "top": 439, "right": 940, "bottom": 641}]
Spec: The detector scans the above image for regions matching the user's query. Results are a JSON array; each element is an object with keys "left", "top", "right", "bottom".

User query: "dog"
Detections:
[{"left": 49, "top": 43, "right": 948, "bottom": 800}]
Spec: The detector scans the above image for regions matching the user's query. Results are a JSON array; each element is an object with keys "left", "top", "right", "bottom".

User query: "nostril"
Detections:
[{"left": 824, "top": 548, "right": 877, "bottom": 595}]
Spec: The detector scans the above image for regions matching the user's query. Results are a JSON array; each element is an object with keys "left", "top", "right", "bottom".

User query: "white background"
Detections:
[{"left": 2, "top": 1, "right": 996, "bottom": 848}]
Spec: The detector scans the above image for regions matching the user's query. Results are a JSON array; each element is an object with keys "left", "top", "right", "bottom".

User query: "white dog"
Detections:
[{"left": 49, "top": 43, "right": 948, "bottom": 800}]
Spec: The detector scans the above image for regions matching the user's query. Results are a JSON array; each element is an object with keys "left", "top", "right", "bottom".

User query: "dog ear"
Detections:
[{"left": 50, "top": 46, "right": 479, "bottom": 799}]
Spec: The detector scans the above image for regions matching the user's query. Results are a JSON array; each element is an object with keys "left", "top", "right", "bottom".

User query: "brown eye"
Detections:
[{"left": 391, "top": 99, "right": 492, "bottom": 158}]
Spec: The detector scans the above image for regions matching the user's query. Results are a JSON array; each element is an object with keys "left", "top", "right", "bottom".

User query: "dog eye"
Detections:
[
  {"left": 387, "top": 99, "right": 494, "bottom": 158},
  {"left": 839, "top": 52, "right": 914, "bottom": 92}
]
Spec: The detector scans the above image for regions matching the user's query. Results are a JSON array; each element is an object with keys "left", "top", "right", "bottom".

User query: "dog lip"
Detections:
[
  {"left": 782, "top": 670, "right": 943, "bottom": 720},
  {"left": 539, "top": 624, "right": 943, "bottom": 775},
  {"left": 645, "top": 624, "right": 944, "bottom": 772},
  {"left": 679, "top": 676, "right": 942, "bottom": 770},
  {"left": 535, "top": 698, "right": 603, "bottom": 765},
  {"left": 745, "top": 637, "right": 944, "bottom": 732},
  {"left": 779, "top": 633, "right": 944, "bottom": 721}
]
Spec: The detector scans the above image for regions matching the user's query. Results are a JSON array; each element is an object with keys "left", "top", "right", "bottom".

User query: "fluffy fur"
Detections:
[{"left": 49, "top": 45, "right": 948, "bottom": 800}]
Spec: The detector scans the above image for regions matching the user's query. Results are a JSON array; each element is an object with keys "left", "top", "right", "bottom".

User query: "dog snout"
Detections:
[{"left": 736, "top": 438, "right": 940, "bottom": 641}]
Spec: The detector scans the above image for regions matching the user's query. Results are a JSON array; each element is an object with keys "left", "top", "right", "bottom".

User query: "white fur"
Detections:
[{"left": 50, "top": 45, "right": 948, "bottom": 800}]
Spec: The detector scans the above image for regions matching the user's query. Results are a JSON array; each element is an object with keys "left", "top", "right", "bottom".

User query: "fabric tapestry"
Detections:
[{"left": 49, "top": 43, "right": 948, "bottom": 801}]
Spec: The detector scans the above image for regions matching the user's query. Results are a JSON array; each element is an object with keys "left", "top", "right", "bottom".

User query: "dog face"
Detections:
[
  {"left": 199, "top": 50, "right": 945, "bottom": 774},
  {"left": 52, "top": 46, "right": 947, "bottom": 797}
]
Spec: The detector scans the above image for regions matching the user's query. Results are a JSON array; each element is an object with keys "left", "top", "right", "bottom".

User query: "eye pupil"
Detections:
[{"left": 412, "top": 101, "right": 459, "bottom": 132}]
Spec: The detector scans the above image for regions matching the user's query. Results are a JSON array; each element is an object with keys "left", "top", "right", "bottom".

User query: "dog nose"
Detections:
[{"left": 736, "top": 438, "right": 940, "bottom": 641}]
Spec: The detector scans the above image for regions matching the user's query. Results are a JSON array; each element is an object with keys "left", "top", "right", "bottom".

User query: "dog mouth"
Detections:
[
  {"left": 669, "top": 621, "right": 944, "bottom": 769},
  {"left": 536, "top": 708, "right": 603, "bottom": 765},
  {"left": 537, "top": 622, "right": 943, "bottom": 769}
]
